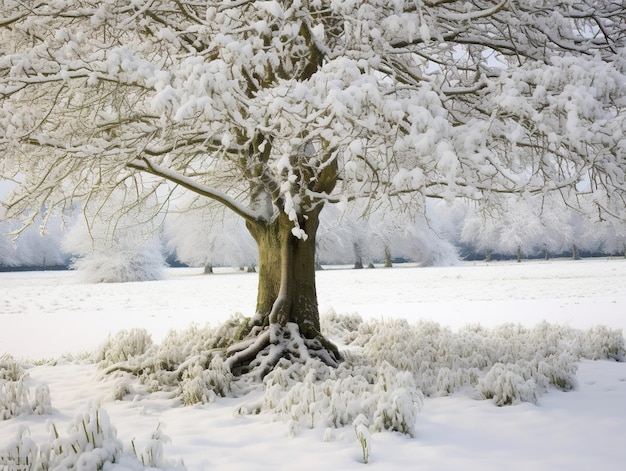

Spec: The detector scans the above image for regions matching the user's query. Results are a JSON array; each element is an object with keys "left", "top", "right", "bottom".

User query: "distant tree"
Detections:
[
  {"left": 2, "top": 1, "right": 625, "bottom": 375},
  {"left": 458, "top": 190, "right": 626, "bottom": 260},
  {"left": 63, "top": 190, "right": 165, "bottom": 283},
  {"left": 569, "top": 197, "right": 626, "bottom": 256},
  {"left": 460, "top": 194, "right": 559, "bottom": 260},
  {"left": 165, "top": 196, "right": 257, "bottom": 271},
  {"left": 0, "top": 214, "right": 68, "bottom": 268},
  {"left": 316, "top": 202, "right": 458, "bottom": 267}
]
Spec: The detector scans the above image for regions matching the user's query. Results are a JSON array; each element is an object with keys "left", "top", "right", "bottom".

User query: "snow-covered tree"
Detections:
[
  {"left": 459, "top": 193, "right": 567, "bottom": 260},
  {"left": 317, "top": 202, "right": 458, "bottom": 267},
  {"left": 458, "top": 191, "right": 626, "bottom": 260},
  {"left": 63, "top": 190, "right": 166, "bottom": 283},
  {"left": 165, "top": 196, "right": 257, "bottom": 270},
  {"left": 1, "top": 1, "right": 625, "bottom": 375},
  {"left": 0, "top": 213, "right": 68, "bottom": 268}
]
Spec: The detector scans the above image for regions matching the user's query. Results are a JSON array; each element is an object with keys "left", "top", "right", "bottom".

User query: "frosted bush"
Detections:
[
  {"left": 478, "top": 363, "right": 539, "bottom": 406},
  {"left": 581, "top": 326, "right": 625, "bottom": 361},
  {"left": 0, "top": 406, "right": 185, "bottom": 471},
  {"left": 320, "top": 310, "right": 364, "bottom": 344},
  {"left": 1, "top": 427, "right": 38, "bottom": 471},
  {"left": 180, "top": 356, "right": 234, "bottom": 405},
  {"left": 93, "top": 313, "right": 624, "bottom": 443},
  {"left": 351, "top": 316, "right": 621, "bottom": 404},
  {"left": 1, "top": 382, "right": 52, "bottom": 420},
  {"left": 112, "top": 377, "right": 134, "bottom": 401},
  {"left": 96, "top": 317, "right": 251, "bottom": 402},
  {"left": 49, "top": 408, "right": 123, "bottom": 470},
  {"left": 372, "top": 362, "right": 422, "bottom": 436},
  {"left": 536, "top": 352, "right": 579, "bottom": 392},
  {"left": 0, "top": 355, "right": 52, "bottom": 420},
  {"left": 0, "top": 354, "right": 23, "bottom": 381},
  {"left": 95, "top": 328, "right": 154, "bottom": 366},
  {"left": 63, "top": 192, "right": 166, "bottom": 283},
  {"left": 258, "top": 358, "right": 422, "bottom": 436},
  {"left": 69, "top": 243, "right": 165, "bottom": 283}
]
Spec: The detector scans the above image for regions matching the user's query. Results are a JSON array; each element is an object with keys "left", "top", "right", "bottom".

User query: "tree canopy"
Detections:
[{"left": 2, "top": 0, "right": 625, "bottom": 225}]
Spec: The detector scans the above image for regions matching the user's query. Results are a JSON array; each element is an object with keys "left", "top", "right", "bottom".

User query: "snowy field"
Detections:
[{"left": 1, "top": 258, "right": 626, "bottom": 470}]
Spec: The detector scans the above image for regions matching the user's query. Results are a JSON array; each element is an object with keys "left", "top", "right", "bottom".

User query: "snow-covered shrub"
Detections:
[
  {"left": 351, "top": 316, "right": 618, "bottom": 404},
  {"left": 180, "top": 356, "right": 233, "bottom": 405},
  {"left": 1, "top": 427, "right": 38, "bottom": 471},
  {"left": 371, "top": 362, "right": 421, "bottom": 436},
  {"left": 0, "top": 355, "right": 52, "bottom": 420},
  {"left": 63, "top": 191, "right": 166, "bottom": 283},
  {"left": 0, "top": 354, "right": 23, "bottom": 381},
  {"left": 95, "top": 328, "right": 154, "bottom": 366},
  {"left": 68, "top": 241, "right": 165, "bottom": 283},
  {"left": 478, "top": 363, "right": 539, "bottom": 406},
  {"left": 581, "top": 326, "right": 625, "bottom": 361},
  {"left": 535, "top": 352, "right": 579, "bottom": 392},
  {"left": 1, "top": 381, "right": 52, "bottom": 420},
  {"left": 112, "top": 377, "right": 134, "bottom": 401},
  {"left": 320, "top": 310, "right": 364, "bottom": 345},
  {"left": 47, "top": 407, "right": 123, "bottom": 470},
  {"left": 1, "top": 406, "right": 185, "bottom": 471},
  {"left": 353, "top": 414, "right": 371, "bottom": 464},
  {"left": 96, "top": 317, "right": 252, "bottom": 403},
  {"left": 258, "top": 358, "right": 422, "bottom": 436}
]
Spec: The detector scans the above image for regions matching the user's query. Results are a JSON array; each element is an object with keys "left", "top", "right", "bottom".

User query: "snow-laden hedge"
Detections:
[{"left": 92, "top": 312, "right": 625, "bottom": 435}]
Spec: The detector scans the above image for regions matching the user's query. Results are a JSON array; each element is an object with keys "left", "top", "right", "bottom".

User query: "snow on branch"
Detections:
[
  {"left": 1, "top": 0, "right": 625, "bottom": 233},
  {"left": 127, "top": 157, "right": 268, "bottom": 224}
]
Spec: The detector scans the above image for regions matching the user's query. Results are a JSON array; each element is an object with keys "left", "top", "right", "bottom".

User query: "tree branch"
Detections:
[{"left": 127, "top": 157, "right": 268, "bottom": 224}]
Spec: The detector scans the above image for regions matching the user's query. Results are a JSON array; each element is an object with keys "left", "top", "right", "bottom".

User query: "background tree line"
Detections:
[{"left": 2, "top": 194, "right": 624, "bottom": 275}]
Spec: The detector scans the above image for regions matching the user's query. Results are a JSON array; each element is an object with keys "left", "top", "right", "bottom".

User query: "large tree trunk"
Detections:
[
  {"left": 250, "top": 210, "right": 320, "bottom": 334},
  {"left": 225, "top": 206, "right": 340, "bottom": 376}
]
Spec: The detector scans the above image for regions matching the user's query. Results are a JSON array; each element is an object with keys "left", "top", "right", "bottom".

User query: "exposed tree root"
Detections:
[{"left": 224, "top": 322, "right": 341, "bottom": 379}]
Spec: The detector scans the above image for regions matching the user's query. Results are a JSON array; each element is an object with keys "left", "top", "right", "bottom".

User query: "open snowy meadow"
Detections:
[{"left": 1, "top": 258, "right": 626, "bottom": 470}]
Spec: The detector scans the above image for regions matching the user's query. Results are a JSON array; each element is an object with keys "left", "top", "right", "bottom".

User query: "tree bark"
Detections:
[
  {"left": 384, "top": 246, "right": 393, "bottom": 268},
  {"left": 354, "top": 242, "right": 364, "bottom": 269},
  {"left": 227, "top": 205, "right": 340, "bottom": 376}
]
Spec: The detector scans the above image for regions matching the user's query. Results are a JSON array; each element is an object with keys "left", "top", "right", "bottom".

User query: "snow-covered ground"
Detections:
[{"left": 1, "top": 258, "right": 626, "bottom": 470}]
